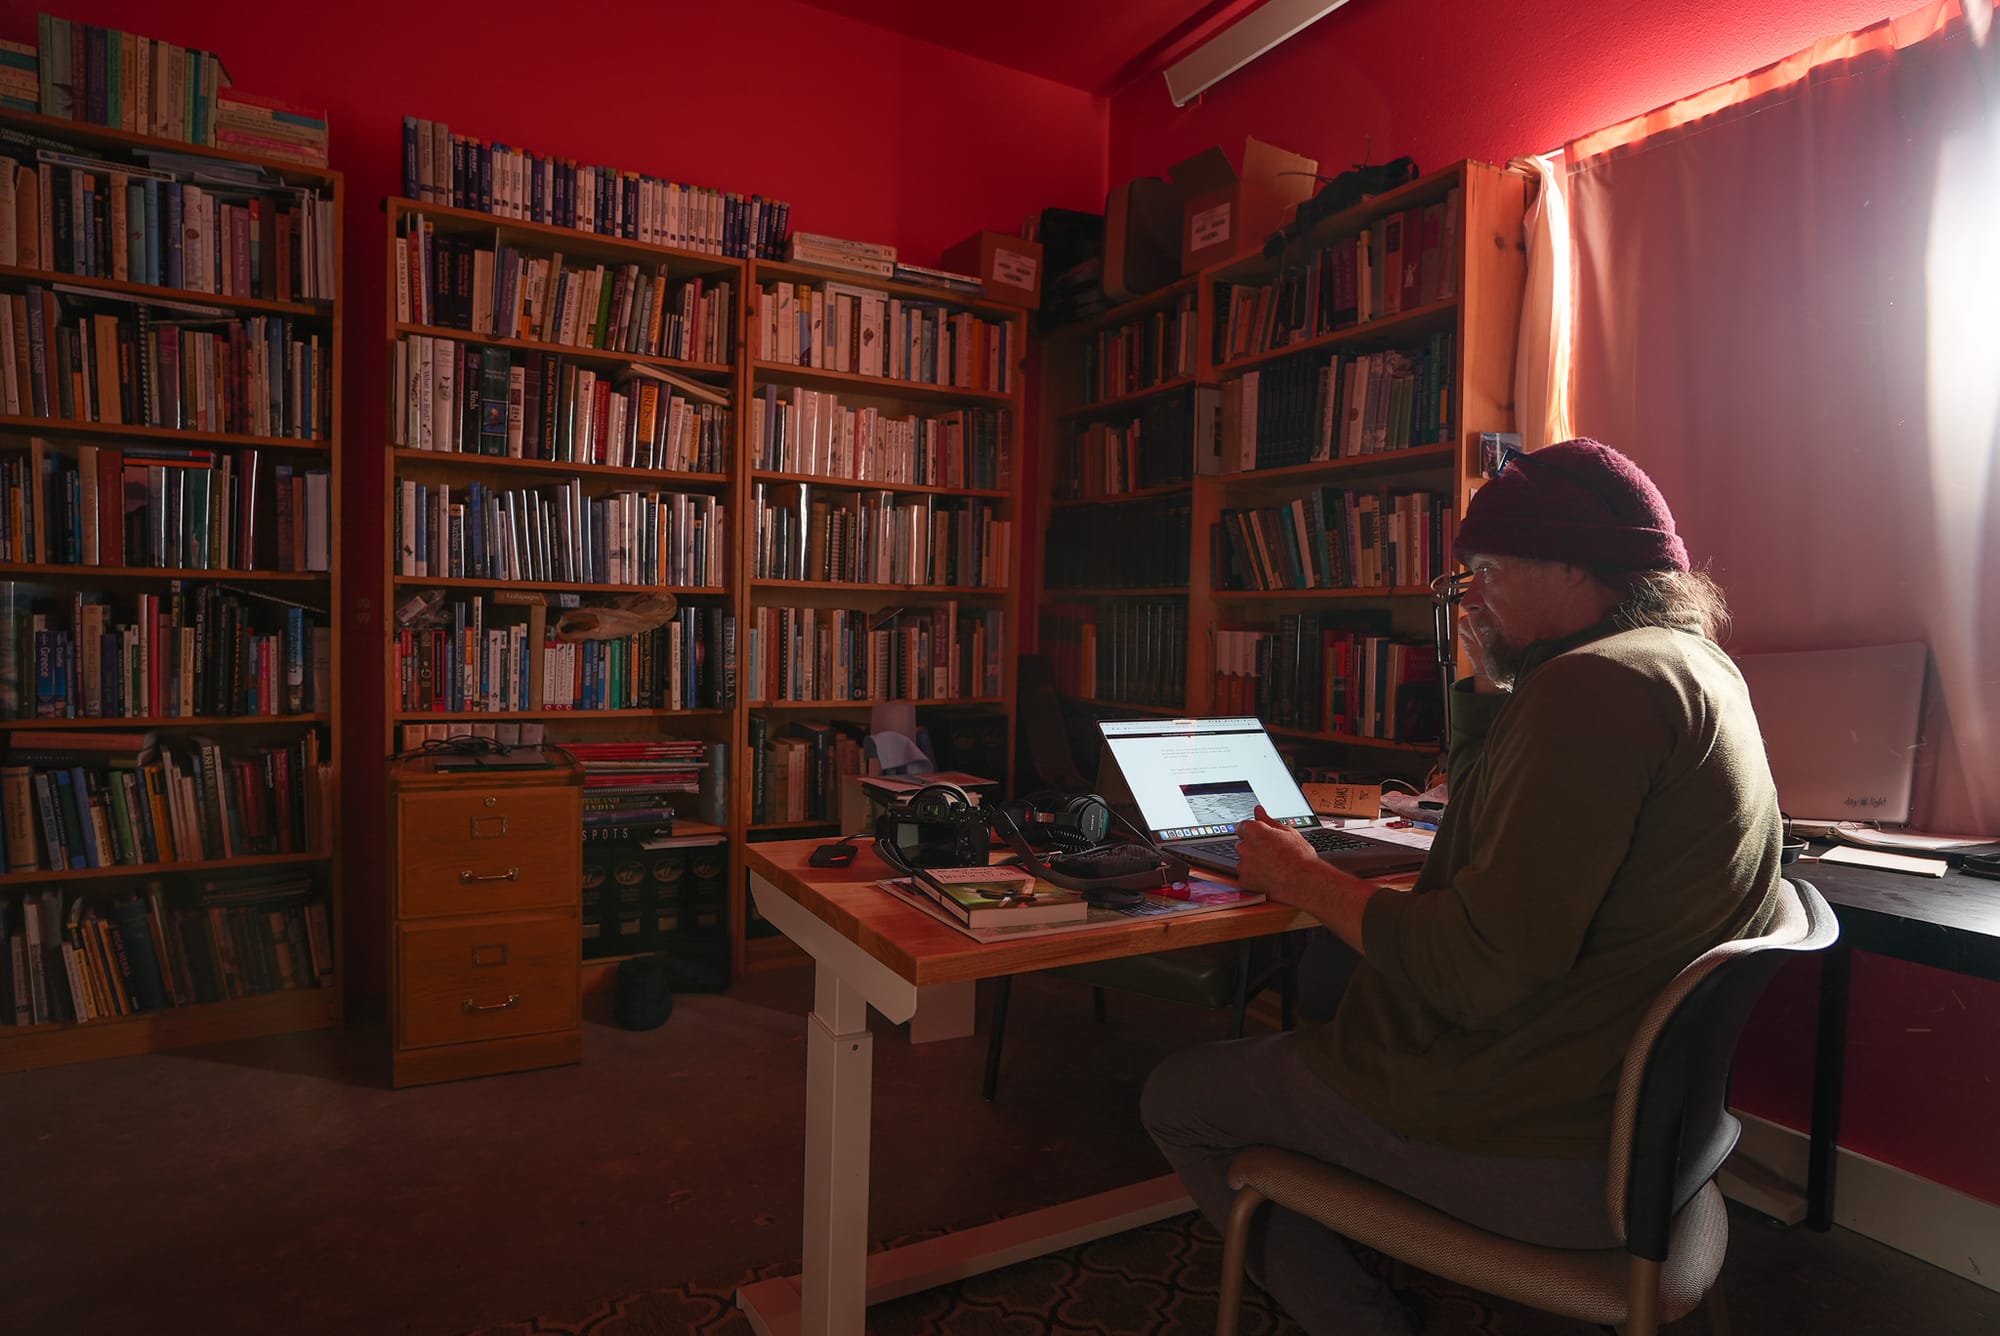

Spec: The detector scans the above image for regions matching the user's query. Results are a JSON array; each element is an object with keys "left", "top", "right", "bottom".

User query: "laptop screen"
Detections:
[
  {"left": 1732, "top": 641, "right": 1928, "bottom": 826},
  {"left": 1097, "top": 717, "right": 1318, "bottom": 841}
]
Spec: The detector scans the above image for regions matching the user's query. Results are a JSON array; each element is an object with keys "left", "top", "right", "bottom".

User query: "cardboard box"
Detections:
[
  {"left": 1174, "top": 137, "right": 1320, "bottom": 273},
  {"left": 942, "top": 231, "right": 1044, "bottom": 308}
]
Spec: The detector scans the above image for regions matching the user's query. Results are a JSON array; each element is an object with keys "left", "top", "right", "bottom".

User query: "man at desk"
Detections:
[{"left": 1143, "top": 439, "right": 1784, "bottom": 1333}]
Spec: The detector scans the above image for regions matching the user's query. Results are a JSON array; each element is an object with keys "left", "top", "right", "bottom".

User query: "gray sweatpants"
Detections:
[{"left": 1140, "top": 934, "right": 1616, "bottom": 1334}]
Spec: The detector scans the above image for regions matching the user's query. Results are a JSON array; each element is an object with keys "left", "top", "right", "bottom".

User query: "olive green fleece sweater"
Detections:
[{"left": 1296, "top": 623, "right": 1782, "bottom": 1157}]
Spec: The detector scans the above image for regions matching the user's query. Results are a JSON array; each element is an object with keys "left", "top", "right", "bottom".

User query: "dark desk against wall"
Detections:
[{"left": 1801, "top": 855, "right": 2000, "bottom": 1229}]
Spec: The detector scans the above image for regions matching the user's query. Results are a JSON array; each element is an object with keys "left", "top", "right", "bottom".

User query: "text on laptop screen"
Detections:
[{"left": 1098, "top": 717, "right": 1316, "bottom": 841}]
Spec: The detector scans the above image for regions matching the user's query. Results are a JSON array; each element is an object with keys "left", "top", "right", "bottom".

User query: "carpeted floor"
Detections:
[{"left": 5, "top": 965, "right": 1998, "bottom": 1335}]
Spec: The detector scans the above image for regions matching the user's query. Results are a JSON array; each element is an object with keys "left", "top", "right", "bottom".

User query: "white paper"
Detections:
[
  {"left": 991, "top": 249, "right": 1037, "bottom": 290},
  {"left": 1815, "top": 845, "right": 1949, "bottom": 877},
  {"left": 1191, "top": 202, "right": 1232, "bottom": 248}
]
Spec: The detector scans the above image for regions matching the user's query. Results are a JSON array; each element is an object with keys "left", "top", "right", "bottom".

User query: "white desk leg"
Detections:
[{"left": 801, "top": 962, "right": 872, "bottom": 1336}]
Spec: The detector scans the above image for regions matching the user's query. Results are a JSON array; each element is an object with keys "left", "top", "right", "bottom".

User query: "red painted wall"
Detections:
[
  {"left": 1108, "top": 0, "right": 2000, "bottom": 1208},
  {"left": 2, "top": 0, "right": 1106, "bottom": 994}
]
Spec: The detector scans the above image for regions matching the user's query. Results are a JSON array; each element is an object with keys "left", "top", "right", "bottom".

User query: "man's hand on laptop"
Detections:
[{"left": 1235, "top": 806, "right": 1379, "bottom": 954}]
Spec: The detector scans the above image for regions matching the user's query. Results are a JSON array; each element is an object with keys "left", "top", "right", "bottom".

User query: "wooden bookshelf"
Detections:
[
  {"left": 0, "top": 108, "right": 345, "bottom": 1070},
  {"left": 1035, "top": 160, "right": 1527, "bottom": 775},
  {"left": 736, "top": 259, "right": 1028, "bottom": 975},
  {"left": 378, "top": 193, "right": 752, "bottom": 1008}
]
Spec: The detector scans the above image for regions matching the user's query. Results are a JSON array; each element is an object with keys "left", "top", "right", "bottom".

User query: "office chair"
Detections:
[
  {"left": 1215, "top": 878, "right": 1838, "bottom": 1336},
  {"left": 984, "top": 656, "right": 1298, "bottom": 1101}
]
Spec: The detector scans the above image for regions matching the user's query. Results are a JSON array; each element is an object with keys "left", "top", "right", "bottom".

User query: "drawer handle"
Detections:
[
  {"left": 462, "top": 995, "right": 522, "bottom": 1014},
  {"left": 460, "top": 867, "right": 521, "bottom": 883}
]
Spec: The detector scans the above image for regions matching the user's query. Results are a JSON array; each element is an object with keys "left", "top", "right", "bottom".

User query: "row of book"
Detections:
[
  {"left": 750, "top": 483, "right": 1011, "bottom": 588},
  {"left": 395, "top": 216, "right": 735, "bottom": 365},
  {"left": 1214, "top": 335, "right": 1455, "bottom": 473},
  {"left": 748, "top": 387, "right": 1010, "bottom": 491},
  {"left": 749, "top": 280, "right": 1016, "bottom": 394},
  {"left": 1, "top": 151, "right": 338, "bottom": 302},
  {"left": 1038, "top": 599, "right": 1188, "bottom": 710},
  {"left": 1058, "top": 385, "right": 1201, "bottom": 499},
  {"left": 393, "top": 477, "right": 728, "bottom": 589},
  {"left": 392, "top": 335, "right": 731, "bottom": 473},
  {"left": 401, "top": 116, "right": 793, "bottom": 261},
  {"left": 29, "top": 17, "right": 233, "bottom": 149},
  {"left": 393, "top": 597, "right": 736, "bottom": 714},
  {"left": 1215, "top": 619, "right": 1442, "bottom": 743},
  {"left": 744, "top": 603, "right": 1006, "bottom": 705},
  {"left": 1212, "top": 189, "right": 1462, "bottom": 362},
  {"left": 570, "top": 737, "right": 708, "bottom": 836},
  {"left": 0, "top": 730, "right": 328, "bottom": 873},
  {"left": 1077, "top": 290, "right": 1198, "bottom": 406},
  {"left": 748, "top": 716, "right": 865, "bottom": 825},
  {"left": 1214, "top": 488, "right": 1455, "bottom": 593},
  {"left": 0, "top": 289, "right": 332, "bottom": 439},
  {"left": 1044, "top": 497, "right": 1192, "bottom": 591},
  {"left": 3, "top": 440, "right": 329, "bottom": 572},
  {"left": 1, "top": 583, "right": 331, "bottom": 720},
  {"left": 0, "top": 876, "right": 333, "bottom": 1028},
  {"left": 581, "top": 837, "right": 727, "bottom": 958}
]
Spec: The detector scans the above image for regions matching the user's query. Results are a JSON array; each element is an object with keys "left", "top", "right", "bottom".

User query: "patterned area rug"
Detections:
[{"left": 457, "top": 1211, "right": 1592, "bottom": 1335}]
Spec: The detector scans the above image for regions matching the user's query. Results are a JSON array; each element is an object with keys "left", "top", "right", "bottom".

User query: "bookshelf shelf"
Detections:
[
  {"left": 1050, "top": 483, "right": 1193, "bottom": 509},
  {"left": 1212, "top": 298, "right": 1458, "bottom": 377},
  {"left": 0, "top": 985, "right": 338, "bottom": 1075},
  {"left": 1069, "top": 698, "right": 1189, "bottom": 716},
  {"left": 1209, "top": 585, "right": 1438, "bottom": 600},
  {"left": 1044, "top": 587, "right": 1189, "bottom": 599},
  {"left": 0, "top": 714, "right": 330, "bottom": 730},
  {"left": 0, "top": 850, "right": 329, "bottom": 887},
  {"left": 1063, "top": 276, "right": 1200, "bottom": 339},
  {"left": 387, "top": 448, "right": 730, "bottom": 488},
  {"left": 0, "top": 108, "right": 338, "bottom": 186},
  {"left": 0, "top": 105, "right": 344, "bottom": 1068},
  {"left": 748, "top": 579, "right": 1005, "bottom": 595},
  {"left": 1057, "top": 376, "right": 1200, "bottom": 421},
  {"left": 390, "top": 323, "right": 733, "bottom": 381},
  {"left": 749, "top": 696, "right": 1005, "bottom": 711},
  {"left": 0, "top": 563, "right": 330, "bottom": 582},
  {"left": 0, "top": 265, "right": 334, "bottom": 317},
  {"left": 749, "top": 469, "right": 1009, "bottom": 499},
  {"left": 1263, "top": 723, "right": 1440, "bottom": 753},
  {"left": 395, "top": 707, "right": 730, "bottom": 722},
  {"left": 390, "top": 576, "right": 726, "bottom": 595},
  {"left": 751, "top": 260, "right": 1019, "bottom": 318},
  {"left": 1197, "top": 443, "right": 1456, "bottom": 491},
  {"left": 749, "top": 360, "right": 1012, "bottom": 405},
  {"left": 0, "top": 416, "right": 334, "bottom": 452},
  {"left": 748, "top": 818, "right": 841, "bottom": 833},
  {"left": 400, "top": 198, "right": 747, "bottom": 277}
]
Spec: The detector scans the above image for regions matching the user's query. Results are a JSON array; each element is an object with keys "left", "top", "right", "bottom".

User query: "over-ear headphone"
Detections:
[
  {"left": 1001, "top": 791, "right": 1115, "bottom": 854},
  {"left": 989, "top": 795, "right": 1188, "bottom": 908}
]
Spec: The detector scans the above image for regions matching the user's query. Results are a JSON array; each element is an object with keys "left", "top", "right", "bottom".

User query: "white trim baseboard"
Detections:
[{"left": 1724, "top": 1110, "right": 2000, "bottom": 1293}]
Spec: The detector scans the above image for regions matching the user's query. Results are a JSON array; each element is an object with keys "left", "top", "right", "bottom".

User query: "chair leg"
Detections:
[
  {"left": 1217, "top": 1185, "right": 1267, "bottom": 1336},
  {"left": 1704, "top": 1283, "right": 1733, "bottom": 1336},
  {"left": 1625, "top": 1255, "right": 1661, "bottom": 1336},
  {"left": 1091, "top": 985, "right": 1107, "bottom": 1023},
  {"left": 982, "top": 975, "right": 1012, "bottom": 1102}
]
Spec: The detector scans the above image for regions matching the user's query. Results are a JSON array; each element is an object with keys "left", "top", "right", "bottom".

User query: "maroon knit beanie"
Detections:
[{"left": 1453, "top": 438, "right": 1689, "bottom": 572}]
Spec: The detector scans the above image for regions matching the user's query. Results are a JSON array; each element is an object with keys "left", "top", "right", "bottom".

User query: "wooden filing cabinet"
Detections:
[{"left": 389, "top": 753, "right": 585, "bottom": 1087}]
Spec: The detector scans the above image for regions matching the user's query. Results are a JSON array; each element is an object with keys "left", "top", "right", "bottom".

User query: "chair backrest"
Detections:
[{"left": 1605, "top": 878, "right": 1839, "bottom": 1260}]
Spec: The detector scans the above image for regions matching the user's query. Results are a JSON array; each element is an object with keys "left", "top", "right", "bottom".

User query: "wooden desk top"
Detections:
[
  {"left": 743, "top": 838, "right": 1315, "bottom": 989},
  {"left": 1800, "top": 857, "right": 2000, "bottom": 982}
]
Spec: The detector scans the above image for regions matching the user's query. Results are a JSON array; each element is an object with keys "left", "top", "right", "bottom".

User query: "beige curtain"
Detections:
[
  {"left": 1566, "top": 0, "right": 2000, "bottom": 835},
  {"left": 1507, "top": 154, "right": 1573, "bottom": 450}
]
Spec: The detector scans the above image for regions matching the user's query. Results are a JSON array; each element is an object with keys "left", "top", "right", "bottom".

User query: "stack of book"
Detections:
[
  {"left": 786, "top": 232, "right": 895, "bottom": 278},
  {"left": 213, "top": 90, "right": 328, "bottom": 167},
  {"left": 31, "top": 16, "right": 232, "bottom": 146},
  {"left": 567, "top": 738, "right": 707, "bottom": 842}
]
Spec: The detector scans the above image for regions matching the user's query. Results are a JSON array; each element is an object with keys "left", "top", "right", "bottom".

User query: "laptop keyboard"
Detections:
[{"left": 1189, "top": 828, "right": 1375, "bottom": 866}]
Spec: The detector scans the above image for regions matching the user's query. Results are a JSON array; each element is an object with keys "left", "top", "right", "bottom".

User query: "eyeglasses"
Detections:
[{"left": 1432, "top": 569, "right": 1475, "bottom": 606}]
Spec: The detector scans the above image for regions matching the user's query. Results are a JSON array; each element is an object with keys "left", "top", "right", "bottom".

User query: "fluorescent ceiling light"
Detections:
[{"left": 1164, "top": 0, "right": 1357, "bottom": 107}]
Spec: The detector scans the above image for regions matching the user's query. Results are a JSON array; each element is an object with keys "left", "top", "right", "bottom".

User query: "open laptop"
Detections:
[{"left": 1095, "top": 716, "right": 1428, "bottom": 878}]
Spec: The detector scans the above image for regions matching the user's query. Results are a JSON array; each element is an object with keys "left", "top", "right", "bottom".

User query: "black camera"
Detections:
[{"left": 874, "top": 783, "right": 991, "bottom": 870}]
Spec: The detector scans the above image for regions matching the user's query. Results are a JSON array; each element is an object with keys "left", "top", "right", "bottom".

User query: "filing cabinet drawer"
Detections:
[
  {"left": 396, "top": 912, "right": 579, "bottom": 1050},
  {"left": 397, "top": 787, "right": 581, "bottom": 916}
]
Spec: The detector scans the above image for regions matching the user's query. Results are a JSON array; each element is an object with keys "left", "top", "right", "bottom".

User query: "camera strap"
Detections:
[{"left": 988, "top": 803, "right": 1188, "bottom": 907}]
